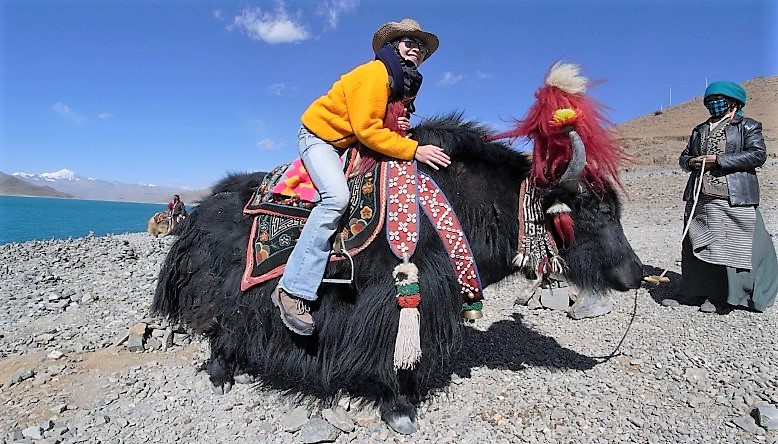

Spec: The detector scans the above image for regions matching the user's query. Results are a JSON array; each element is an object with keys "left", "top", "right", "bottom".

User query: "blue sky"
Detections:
[{"left": 1, "top": 0, "right": 776, "bottom": 190}]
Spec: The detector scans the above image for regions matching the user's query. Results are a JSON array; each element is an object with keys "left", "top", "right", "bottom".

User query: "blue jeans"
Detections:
[{"left": 279, "top": 127, "right": 350, "bottom": 301}]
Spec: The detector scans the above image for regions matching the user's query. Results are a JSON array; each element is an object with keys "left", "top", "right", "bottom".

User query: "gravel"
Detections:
[{"left": 1, "top": 162, "right": 777, "bottom": 443}]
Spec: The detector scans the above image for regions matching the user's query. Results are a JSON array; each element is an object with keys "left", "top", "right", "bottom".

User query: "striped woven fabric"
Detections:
[{"left": 686, "top": 196, "right": 755, "bottom": 270}]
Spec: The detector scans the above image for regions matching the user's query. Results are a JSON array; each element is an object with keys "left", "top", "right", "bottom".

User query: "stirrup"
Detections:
[{"left": 322, "top": 234, "right": 354, "bottom": 285}]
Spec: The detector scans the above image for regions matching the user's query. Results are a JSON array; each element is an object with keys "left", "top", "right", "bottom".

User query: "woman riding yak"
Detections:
[{"left": 273, "top": 19, "right": 451, "bottom": 336}]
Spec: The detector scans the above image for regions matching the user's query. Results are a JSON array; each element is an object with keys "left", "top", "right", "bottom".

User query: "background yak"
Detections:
[
  {"left": 146, "top": 212, "right": 171, "bottom": 237},
  {"left": 152, "top": 111, "right": 643, "bottom": 434}
]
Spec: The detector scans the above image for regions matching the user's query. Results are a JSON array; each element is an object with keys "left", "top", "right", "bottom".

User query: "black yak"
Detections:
[
  {"left": 152, "top": 63, "right": 643, "bottom": 434},
  {"left": 151, "top": 65, "right": 642, "bottom": 433}
]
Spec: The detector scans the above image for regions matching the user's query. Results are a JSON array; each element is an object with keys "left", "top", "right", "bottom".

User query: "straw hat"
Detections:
[{"left": 371, "top": 18, "right": 439, "bottom": 59}]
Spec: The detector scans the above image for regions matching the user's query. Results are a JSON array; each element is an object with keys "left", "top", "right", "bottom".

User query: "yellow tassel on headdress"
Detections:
[{"left": 549, "top": 108, "right": 582, "bottom": 127}]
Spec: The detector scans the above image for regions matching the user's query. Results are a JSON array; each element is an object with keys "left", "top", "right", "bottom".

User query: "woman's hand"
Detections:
[
  {"left": 397, "top": 116, "right": 411, "bottom": 132},
  {"left": 415, "top": 144, "right": 451, "bottom": 170},
  {"left": 689, "top": 155, "right": 717, "bottom": 171}
]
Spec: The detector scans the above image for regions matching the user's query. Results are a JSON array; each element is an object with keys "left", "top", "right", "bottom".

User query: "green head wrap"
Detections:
[{"left": 704, "top": 81, "right": 747, "bottom": 115}]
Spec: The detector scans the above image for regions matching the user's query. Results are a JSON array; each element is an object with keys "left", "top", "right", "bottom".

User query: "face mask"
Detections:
[{"left": 705, "top": 98, "right": 730, "bottom": 118}]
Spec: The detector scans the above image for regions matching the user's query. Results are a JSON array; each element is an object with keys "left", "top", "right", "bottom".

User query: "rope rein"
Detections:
[{"left": 592, "top": 287, "right": 639, "bottom": 362}]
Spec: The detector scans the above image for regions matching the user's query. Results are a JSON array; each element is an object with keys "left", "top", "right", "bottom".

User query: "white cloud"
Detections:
[
  {"left": 316, "top": 0, "right": 359, "bottom": 29},
  {"left": 98, "top": 112, "right": 115, "bottom": 120},
  {"left": 267, "top": 83, "right": 285, "bottom": 96},
  {"left": 230, "top": 4, "right": 309, "bottom": 44},
  {"left": 438, "top": 72, "right": 464, "bottom": 87},
  {"left": 256, "top": 138, "right": 280, "bottom": 150},
  {"left": 51, "top": 102, "right": 84, "bottom": 124},
  {"left": 212, "top": 9, "right": 222, "bottom": 20},
  {"left": 476, "top": 70, "right": 493, "bottom": 80}
]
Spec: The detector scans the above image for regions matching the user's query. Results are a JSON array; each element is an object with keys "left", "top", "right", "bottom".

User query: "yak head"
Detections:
[
  {"left": 482, "top": 61, "right": 643, "bottom": 295},
  {"left": 539, "top": 128, "right": 643, "bottom": 292}
]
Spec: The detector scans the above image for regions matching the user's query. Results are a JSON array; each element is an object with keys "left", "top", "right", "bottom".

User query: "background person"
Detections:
[
  {"left": 677, "top": 81, "right": 778, "bottom": 314},
  {"left": 170, "top": 194, "right": 186, "bottom": 229}
]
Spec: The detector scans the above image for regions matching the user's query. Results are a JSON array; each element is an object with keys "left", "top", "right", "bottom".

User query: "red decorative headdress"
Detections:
[{"left": 490, "top": 61, "right": 628, "bottom": 192}]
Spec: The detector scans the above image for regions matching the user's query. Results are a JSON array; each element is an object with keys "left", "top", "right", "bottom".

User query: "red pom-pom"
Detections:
[{"left": 397, "top": 293, "right": 421, "bottom": 308}]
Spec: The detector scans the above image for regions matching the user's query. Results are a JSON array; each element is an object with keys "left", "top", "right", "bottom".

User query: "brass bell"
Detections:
[{"left": 462, "top": 310, "right": 483, "bottom": 321}]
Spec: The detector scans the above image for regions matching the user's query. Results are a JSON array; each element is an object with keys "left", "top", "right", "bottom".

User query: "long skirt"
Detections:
[{"left": 681, "top": 210, "right": 778, "bottom": 312}]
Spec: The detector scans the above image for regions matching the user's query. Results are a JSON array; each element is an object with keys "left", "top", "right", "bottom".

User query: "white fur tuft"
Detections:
[
  {"left": 545, "top": 61, "right": 587, "bottom": 94},
  {"left": 546, "top": 202, "right": 572, "bottom": 215}
]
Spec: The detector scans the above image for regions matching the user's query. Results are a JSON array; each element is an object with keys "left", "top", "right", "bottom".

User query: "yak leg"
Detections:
[
  {"left": 379, "top": 370, "right": 420, "bottom": 435},
  {"left": 398, "top": 369, "right": 421, "bottom": 405},
  {"left": 205, "top": 339, "right": 236, "bottom": 395}
]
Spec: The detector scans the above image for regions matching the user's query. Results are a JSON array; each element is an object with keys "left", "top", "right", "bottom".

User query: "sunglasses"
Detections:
[{"left": 399, "top": 37, "right": 427, "bottom": 53}]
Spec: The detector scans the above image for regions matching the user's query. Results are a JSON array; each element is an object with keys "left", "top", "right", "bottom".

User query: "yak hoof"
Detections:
[
  {"left": 381, "top": 399, "right": 418, "bottom": 435},
  {"left": 233, "top": 373, "right": 257, "bottom": 384},
  {"left": 211, "top": 380, "right": 233, "bottom": 395},
  {"left": 568, "top": 292, "right": 614, "bottom": 320},
  {"left": 385, "top": 415, "right": 418, "bottom": 435}
]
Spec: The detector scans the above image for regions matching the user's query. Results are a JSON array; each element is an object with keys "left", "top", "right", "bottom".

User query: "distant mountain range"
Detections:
[
  {"left": 1, "top": 168, "right": 208, "bottom": 204},
  {"left": 0, "top": 171, "right": 74, "bottom": 198}
]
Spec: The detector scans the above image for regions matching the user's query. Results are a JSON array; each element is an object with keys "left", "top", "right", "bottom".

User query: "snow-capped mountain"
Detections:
[
  {"left": 12, "top": 168, "right": 85, "bottom": 182},
  {"left": 40, "top": 168, "right": 79, "bottom": 181},
  {"left": 7, "top": 169, "right": 206, "bottom": 203}
]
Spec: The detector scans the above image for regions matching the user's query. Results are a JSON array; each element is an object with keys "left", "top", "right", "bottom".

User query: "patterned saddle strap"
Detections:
[{"left": 386, "top": 160, "right": 482, "bottom": 302}]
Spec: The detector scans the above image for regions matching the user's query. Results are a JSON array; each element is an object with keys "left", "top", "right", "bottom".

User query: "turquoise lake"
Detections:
[{"left": 0, "top": 196, "right": 180, "bottom": 244}]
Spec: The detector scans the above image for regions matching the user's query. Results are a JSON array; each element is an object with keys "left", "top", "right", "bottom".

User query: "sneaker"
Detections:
[
  {"left": 699, "top": 300, "right": 716, "bottom": 313},
  {"left": 272, "top": 286, "right": 315, "bottom": 335}
]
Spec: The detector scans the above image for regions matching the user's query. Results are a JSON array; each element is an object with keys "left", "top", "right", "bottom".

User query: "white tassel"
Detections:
[
  {"left": 392, "top": 260, "right": 422, "bottom": 371},
  {"left": 512, "top": 252, "right": 525, "bottom": 268},
  {"left": 393, "top": 307, "right": 421, "bottom": 370},
  {"left": 550, "top": 256, "right": 567, "bottom": 274}
]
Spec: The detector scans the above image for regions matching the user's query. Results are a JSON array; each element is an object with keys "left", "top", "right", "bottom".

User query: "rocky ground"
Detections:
[{"left": 1, "top": 161, "right": 777, "bottom": 444}]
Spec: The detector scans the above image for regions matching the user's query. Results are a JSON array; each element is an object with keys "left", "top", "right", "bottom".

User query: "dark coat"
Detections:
[
  {"left": 679, "top": 115, "right": 766, "bottom": 206},
  {"left": 171, "top": 201, "right": 186, "bottom": 218}
]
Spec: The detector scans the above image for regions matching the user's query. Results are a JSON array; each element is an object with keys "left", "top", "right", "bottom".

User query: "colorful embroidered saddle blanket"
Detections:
[
  {"left": 153, "top": 212, "right": 169, "bottom": 224},
  {"left": 241, "top": 157, "right": 386, "bottom": 291}
]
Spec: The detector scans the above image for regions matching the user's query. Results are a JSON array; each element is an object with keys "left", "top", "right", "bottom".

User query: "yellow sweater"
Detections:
[{"left": 301, "top": 60, "right": 419, "bottom": 160}]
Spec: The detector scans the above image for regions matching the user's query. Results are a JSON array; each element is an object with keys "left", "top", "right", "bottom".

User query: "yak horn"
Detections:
[{"left": 559, "top": 129, "right": 586, "bottom": 193}]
